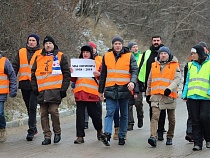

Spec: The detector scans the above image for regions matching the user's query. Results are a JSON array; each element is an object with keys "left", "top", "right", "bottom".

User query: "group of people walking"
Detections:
[{"left": 0, "top": 34, "right": 210, "bottom": 152}]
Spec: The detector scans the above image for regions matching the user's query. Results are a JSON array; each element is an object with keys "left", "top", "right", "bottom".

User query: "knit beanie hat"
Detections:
[
  {"left": 191, "top": 45, "right": 206, "bottom": 58},
  {"left": 158, "top": 46, "right": 171, "bottom": 55},
  {"left": 112, "top": 35, "right": 123, "bottom": 44},
  {"left": 27, "top": 33, "right": 40, "bottom": 45},
  {"left": 43, "top": 36, "right": 58, "bottom": 49},
  {"left": 127, "top": 42, "right": 137, "bottom": 51},
  {"left": 198, "top": 41, "right": 207, "bottom": 48},
  {"left": 88, "top": 42, "right": 97, "bottom": 49}
]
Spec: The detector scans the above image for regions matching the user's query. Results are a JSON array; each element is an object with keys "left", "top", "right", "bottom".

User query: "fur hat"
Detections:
[{"left": 79, "top": 45, "right": 94, "bottom": 59}]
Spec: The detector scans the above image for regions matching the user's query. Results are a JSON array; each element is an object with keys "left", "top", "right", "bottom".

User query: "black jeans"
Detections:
[
  {"left": 146, "top": 96, "right": 166, "bottom": 133},
  {"left": 21, "top": 89, "right": 37, "bottom": 134},
  {"left": 76, "top": 101, "right": 102, "bottom": 137},
  {"left": 186, "top": 101, "right": 192, "bottom": 136},
  {"left": 188, "top": 99, "right": 210, "bottom": 147}
]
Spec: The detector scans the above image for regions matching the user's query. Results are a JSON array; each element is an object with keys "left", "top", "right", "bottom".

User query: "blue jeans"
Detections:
[
  {"left": 104, "top": 98, "right": 129, "bottom": 139},
  {"left": 0, "top": 101, "right": 6, "bottom": 128}
]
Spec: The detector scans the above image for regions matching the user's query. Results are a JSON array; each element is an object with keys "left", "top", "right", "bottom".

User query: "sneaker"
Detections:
[
  {"left": 26, "top": 133, "right": 34, "bottom": 141},
  {"left": 166, "top": 138, "right": 172, "bottom": 145},
  {"left": 127, "top": 125, "right": 133, "bottom": 131},
  {"left": 192, "top": 145, "right": 202, "bottom": 151},
  {"left": 118, "top": 138, "right": 125, "bottom": 145},
  {"left": 74, "top": 137, "right": 84, "bottom": 144},
  {"left": 97, "top": 130, "right": 103, "bottom": 141},
  {"left": 101, "top": 133, "right": 111, "bottom": 146},
  {"left": 148, "top": 137, "right": 157, "bottom": 147},
  {"left": 185, "top": 135, "right": 193, "bottom": 142},
  {"left": 54, "top": 134, "right": 61, "bottom": 143},
  {"left": 0, "top": 128, "right": 7, "bottom": 143},
  {"left": 42, "top": 138, "right": 51, "bottom": 145}
]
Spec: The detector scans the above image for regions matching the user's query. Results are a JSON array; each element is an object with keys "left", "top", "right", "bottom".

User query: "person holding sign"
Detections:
[{"left": 70, "top": 45, "right": 103, "bottom": 144}]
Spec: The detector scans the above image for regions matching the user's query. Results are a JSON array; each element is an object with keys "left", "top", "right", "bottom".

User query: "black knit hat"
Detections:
[
  {"left": 112, "top": 35, "right": 123, "bottom": 44},
  {"left": 43, "top": 36, "right": 58, "bottom": 49},
  {"left": 79, "top": 45, "right": 94, "bottom": 59},
  {"left": 191, "top": 45, "right": 206, "bottom": 58},
  {"left": 127, "top": 42, "right": 137, "bottom": 51},
  {"left": 27, "top": 33, "right": 40, "bottom": 45}
]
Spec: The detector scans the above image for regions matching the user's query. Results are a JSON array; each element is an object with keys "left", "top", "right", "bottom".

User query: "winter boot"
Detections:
[
  {"left": 97, "top": 130, "right": 103, "bottom": 141},
  {"left": 0, "top": 128, "right": 7, "bottom": 143},
  {"left": 113, "top": 127, "right": 119, "bottom": 140}
]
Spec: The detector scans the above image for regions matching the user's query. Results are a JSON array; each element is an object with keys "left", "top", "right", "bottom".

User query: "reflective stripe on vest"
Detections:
[
  {"left": 187, "top": 61, "right": 210, "bottom": 98},
  {"left": 138, "top": 50, "right": 151, "bottom": 82},
  {"left": 150, "top": 61, "right": 179, "bottom": 98},
  {"left": 104, "top": 52, "right": 131, "bottom": 87},
  {"left": 35, "top": 52, "right": 63, "bottom": 92},
  {"left": 0, "top": 57, "right": 9, "bottom": 94},
  {"left": 18, "top": 48, "right": 42, "bottom": 81},
  {"left": 74, "top": 60, "right": 100, "bottom": 96}
]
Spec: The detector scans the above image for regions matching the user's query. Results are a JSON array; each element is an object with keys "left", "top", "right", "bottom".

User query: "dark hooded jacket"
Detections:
[
  {"left": 31, "top": 48, "right": 71, "bottom": 104},
  {"left": 98, "top": 46, "right": 138, "bottom": 99}
]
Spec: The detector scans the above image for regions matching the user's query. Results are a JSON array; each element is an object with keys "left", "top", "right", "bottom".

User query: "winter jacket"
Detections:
[
  {"left": 0, "top": 54, "right": 17, "bottom": 101},
  {"left": 146, "top": 56, "right": 181, "bottom": 110},
  {"left": 138, "top": 44, "right": 164, "bottom": 92},
  {"left": 12, "top": 45, "right": 41, "bottom": 90},
  {"left": 98, "top": 46, "right": 138, "bottom": 99},
  {"left": 31, "top": 49, "right": 71, "bottom": 104},
  {"left": 182, "top": 59, "right": 210, "bottom": 100}
]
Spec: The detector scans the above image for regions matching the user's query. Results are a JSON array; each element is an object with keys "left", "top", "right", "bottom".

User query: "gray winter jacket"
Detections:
[
  {"left": 146, "top": 56, "right": 181, "bottom": 110},
  {"left": 0, "top": 54, "right": 17, "bottom": 101}
]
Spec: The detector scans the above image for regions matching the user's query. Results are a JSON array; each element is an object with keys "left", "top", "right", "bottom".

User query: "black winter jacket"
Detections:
[
  {"left": 31, "top": 49, "right": 71, "bottom": 104},
  {"left": 98, "top": 47, "right": 138, "bottom": 99}
]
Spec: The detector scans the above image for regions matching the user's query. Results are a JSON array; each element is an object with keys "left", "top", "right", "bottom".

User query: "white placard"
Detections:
[{"left": 71, "top": 59, "right": 96, "bottom": 77}]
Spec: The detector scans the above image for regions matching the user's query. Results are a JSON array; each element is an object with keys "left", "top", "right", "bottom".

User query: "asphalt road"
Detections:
[{"left": 0, "top": 98, "right": 210, "bottom": 158}]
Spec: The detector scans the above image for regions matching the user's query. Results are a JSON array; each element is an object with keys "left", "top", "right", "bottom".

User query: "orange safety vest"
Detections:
[
  {"left": 0, "top": 57, "right": 9, "bottom": 94},
  {"left": 95, "top": 56, "right": 102, "bottom": 64},
  {"left": 150, "top": 61, "right": 179, "bottom": 98},
  {"left": 35, "top": 52, "right": 63, "bottom": 92},
  {"left": 104, "top": 51, "right": 131, "bottom": 87},
  {"left": 74, "top": 60, "right": 100, "bottom": 96},
  {"left": 18, "top": 48, "right": 42, "bottom": 81}
]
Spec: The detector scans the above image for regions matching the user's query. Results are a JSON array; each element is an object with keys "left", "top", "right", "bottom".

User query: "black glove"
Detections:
[
  {"left": 139, "top": 81, "right": 145, "bottom": 92},
  {"left": 60, "top": 91, "right": 67, "bottom": 98},
  {"left": 146, "top": 95, "right": 151, "bottom": 103},
  {"left": 33, "top": 89, "right": 39, "bottom": 96},
  {"left": 164, "top": 88, "right": 171, "bottom": 96}
]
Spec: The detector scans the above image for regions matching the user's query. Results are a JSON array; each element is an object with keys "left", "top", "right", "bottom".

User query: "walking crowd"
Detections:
[{"left": 0, "top": 34, "right": 210, "bottom": 152}]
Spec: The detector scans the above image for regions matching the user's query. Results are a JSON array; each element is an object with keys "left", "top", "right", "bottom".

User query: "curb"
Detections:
[{"left": 6, "top": 106, "right": 76, "bottom": 128}]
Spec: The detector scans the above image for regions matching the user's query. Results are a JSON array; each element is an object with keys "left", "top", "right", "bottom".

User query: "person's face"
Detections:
[
  {"left": 159, "top": 52, "right": 169, "bottom": 61},
  {"left": 82, "top": 51, "right": 91, "bottom": 59},
  {"left": 204, "top": 47, "right": 209, "bottom": 54},
  {"left": 93, "top": 48, "right": 97, "bottom": 54},
  {"left": 28, "top": 37, "right": 37, "bottom": 48},
  {"left": 44, "top": 42, "right": 54, "bottom": 52},
  {"left": 131, "top": 45, "right": 138, "bottom": 54},
  {"left": 191, "top": 52, "right": 199, "bottom": 61},
  {"left": 152, "top": 37, "right": 161, "bottom": 48},
  {"left": 113, "top": 41, "right": 123, "bottom": 52}
]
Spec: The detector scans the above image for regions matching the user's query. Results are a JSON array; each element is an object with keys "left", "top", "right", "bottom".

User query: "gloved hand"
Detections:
[
  {"left": 33, "top": 89, "right": 39, "bottom": 96},
  {"left": 146, "top": 95, "right": 151, "bottom": 103},
  {"left": 139, "top": 82, "right": 145, "bottom": 92},
  {"left": 164, "top": 88, "right": 171, "bottom": 96},
  {"left": 60, "top": 91, "right": 67, "bottom": 98}
]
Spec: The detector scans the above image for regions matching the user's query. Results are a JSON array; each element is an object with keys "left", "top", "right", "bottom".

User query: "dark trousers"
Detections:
[
  {"left": 76, "top": 101, "right": 102, "bottom": 137},
  {"left": 188, "top": 99, "right": 210, "bottom": 147},
  {"left": 186, "top": 101, "right": 192, "bottom": 136},
  {"left": 21, "top": 89, "right": 37, "bottom": 134},
  {"left": 146, "top": 97, "right": 166, "bottom": 133},
  {"left": 113, "top": 102, "right": 119, "bottom": 128}
]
